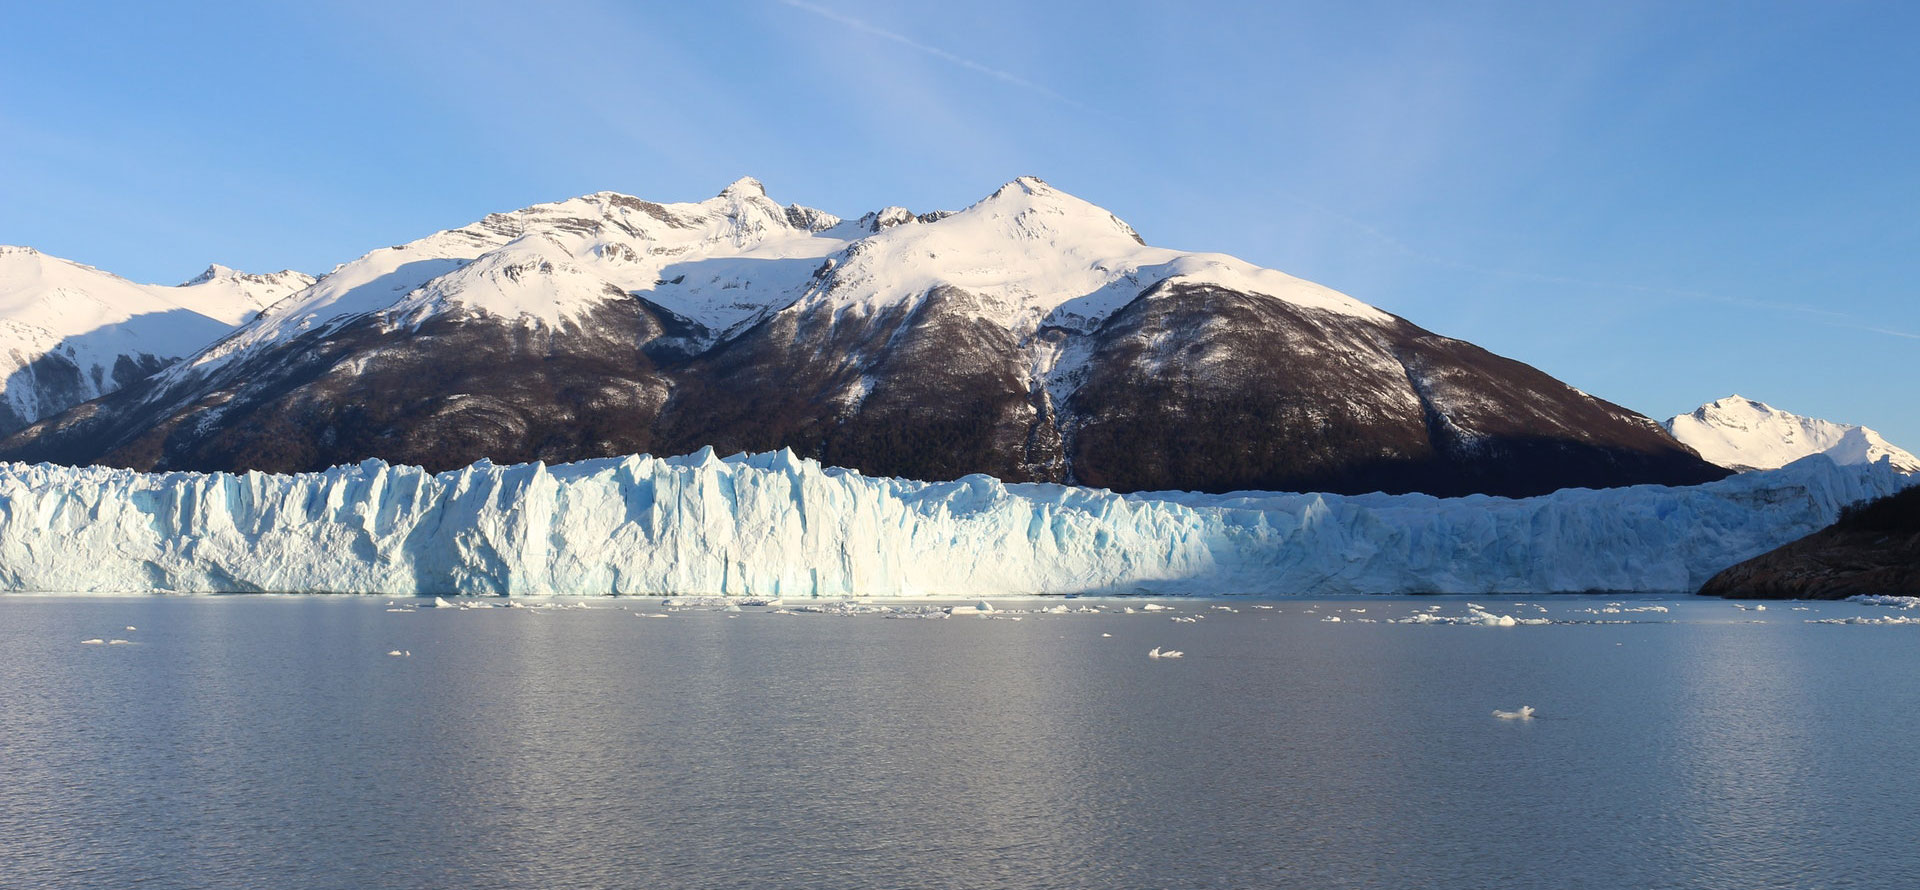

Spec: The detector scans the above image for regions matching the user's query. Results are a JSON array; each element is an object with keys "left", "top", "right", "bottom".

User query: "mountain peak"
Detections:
[
  {"left": 1667, "top": 397, "right": 1918, "bottom": 473},
  {"left": 992, "top": 175, "right": 1050, "bottom": 198},
  {"left": 859, "top": 206, "right": 917, "bottom": 232},
  {"left": 718, "top": 176, "right": 768, "bottom": 199},
  {"left": 183, "top": 263, "right": 237, "bottom": 285}
]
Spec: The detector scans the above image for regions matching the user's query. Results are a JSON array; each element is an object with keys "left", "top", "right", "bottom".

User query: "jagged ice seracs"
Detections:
[{"left": 0, "top": 450, "right": 1907, "bottom": 596}]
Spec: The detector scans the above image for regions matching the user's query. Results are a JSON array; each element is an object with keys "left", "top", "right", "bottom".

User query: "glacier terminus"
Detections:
[{"left": 0, "top": 449, "right": 1906, "bottom": 597}]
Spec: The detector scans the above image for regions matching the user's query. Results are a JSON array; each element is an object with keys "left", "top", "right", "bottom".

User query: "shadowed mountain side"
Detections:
[
  {"left": 653, "top": 286, "right": 1051, "bottom": 484},
  {"left": 0, "top": 280, "right": 1729, "bottom": 498},
  {"left": 0, "top": 298, "right": 703, "bottom": 473},
  {"left": 1058, "top": 283, "right": 1726, "bottom": 496},
  {"left": 0, "top": 308, "right": 233, "bottom": 436}
]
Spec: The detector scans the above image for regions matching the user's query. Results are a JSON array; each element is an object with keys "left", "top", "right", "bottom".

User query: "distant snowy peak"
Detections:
[
  {"left": 1665, "top": 395, "right": 1919, "bottom": 473},
  {"left": 174, "top": 263, "right": 316, "bottom": 324}
]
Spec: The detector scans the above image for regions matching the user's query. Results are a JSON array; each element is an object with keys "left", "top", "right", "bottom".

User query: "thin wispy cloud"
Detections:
[
  {"left": 1843, "top": 323, "right": 1920, "bottom": 341},
  {"left": 1285, "top": 194, "right": 1920, "bottom": 343},
  {"left": 774, "top": 0, "right": 1091, "bottom": 111}
]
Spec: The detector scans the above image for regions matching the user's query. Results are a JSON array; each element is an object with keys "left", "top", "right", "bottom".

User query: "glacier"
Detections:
[{"left": 0, "top": 449, "right": 1908, "bottom": 597}]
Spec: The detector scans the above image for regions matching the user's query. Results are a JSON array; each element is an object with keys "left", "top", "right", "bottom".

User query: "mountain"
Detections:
[
  {"left": 1699, "top": 481, "right": 1920, "bottom": 599},
  {"left": 0, "top": 178, "right": 1726, "bottom": 497},
  {"left": 1664, "top": 395, "right": 1919, "bottom": 474},
  {"left": 0, "top": 246, "right": 313, "bottom": 435}
]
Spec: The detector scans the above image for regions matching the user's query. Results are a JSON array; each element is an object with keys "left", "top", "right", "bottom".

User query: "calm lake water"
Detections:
[{"left": 2, "top": 594, "right": 1916, "bottom": 890}]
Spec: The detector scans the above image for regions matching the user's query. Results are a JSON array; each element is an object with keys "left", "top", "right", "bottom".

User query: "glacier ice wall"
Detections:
[{"left": 0, "top": 449, "right": 1908, "bottom": 596}]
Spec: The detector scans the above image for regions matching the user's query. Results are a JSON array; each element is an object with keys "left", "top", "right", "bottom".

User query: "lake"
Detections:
[{"left": 2, "top": 595, "right": 1916, "bottom": 889}]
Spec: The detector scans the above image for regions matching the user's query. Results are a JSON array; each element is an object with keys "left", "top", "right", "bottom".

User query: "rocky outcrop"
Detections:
[{"left": 1699, "top": 485, "right": 1920, "bottom": 598}]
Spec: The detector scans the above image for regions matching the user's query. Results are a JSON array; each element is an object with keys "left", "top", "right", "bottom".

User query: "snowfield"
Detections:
[{"left": 0, "top": 450, "right": 1907, "bottom": 597}]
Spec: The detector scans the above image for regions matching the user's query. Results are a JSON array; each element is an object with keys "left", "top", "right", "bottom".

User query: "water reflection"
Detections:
[{"left": 1, "top": 597, "right": 1916, "bottom": 889}]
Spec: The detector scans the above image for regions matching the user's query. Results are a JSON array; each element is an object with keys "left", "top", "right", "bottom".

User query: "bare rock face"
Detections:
[
  {"left": 1699, "top": 486, "right": 1920, "bottom": 599},
  {"left": 0, "top": 178, "right": 1728, "bottom": 497}
]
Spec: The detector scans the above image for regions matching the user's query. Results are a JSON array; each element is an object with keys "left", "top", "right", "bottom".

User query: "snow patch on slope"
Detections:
[
  {"left": 1665, "top": 395, "right": 1918, "bottom": 473},
  {"left": 0, "top": 450, "right": 1902, "bottom": 596}
]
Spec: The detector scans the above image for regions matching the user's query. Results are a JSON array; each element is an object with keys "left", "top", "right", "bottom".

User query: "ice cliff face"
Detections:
[
  {"left": 0, "top": 450, "right": 1902, "bottom": 596},
  {"left": 1665, "top": 396, "right": 1918, "bottom": 474}
]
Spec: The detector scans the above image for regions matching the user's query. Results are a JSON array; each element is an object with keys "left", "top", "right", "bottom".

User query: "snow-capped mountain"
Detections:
[
  {"left": 1664, "top": 396, "right": 1919, "bottom": 473},
  {"left": 0, "top": 246, "right": 313, "bottom": 435},
  {"left": 0, "top": 178, "right": 1726, "bottom": 497}
]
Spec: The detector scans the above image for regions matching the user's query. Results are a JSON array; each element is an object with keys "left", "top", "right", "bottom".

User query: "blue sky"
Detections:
[{"left": 3, "top": 0, "right": 1914, "bottom": 445}]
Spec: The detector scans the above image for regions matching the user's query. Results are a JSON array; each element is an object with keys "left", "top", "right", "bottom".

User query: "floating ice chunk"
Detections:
[
  {"left": 107, "top": 639, "right": 130, "bottom": 645},
  {"left": 1492, "top": 706, "right": 1535, "bottom": 720},
  {"left": 1808, "top": 615, "right": 1920, "bottom": 625},
  {"left": 1101, "top": 633, "right": 1112, "bottom": 637},
  {"left": 1754, "top": 604, "right": 1766, "bottom": 611},
  {"left": 1141, "top": 604, "right": 1168, "bottom": 611},
  {"left": 1849, "top": 595, "right": 1920, "bottom": 609},
  {"left": 1148, "top": 647, "right": 1183, "bottom": 659},
  {"left": 387, "top": 649, "right": 410, "bottom": 657},
  {"left": 80, "top": 638, "right": 104, "bottom": 645},
  {"left": 429, "top": 597, "right": 456, "bottom": 609},
  {"left": 1323, "top": 616, "right": 1342, "bottom": 622},
  {"left": 124, "top": 626, "right": 136, "bottom": 631}
]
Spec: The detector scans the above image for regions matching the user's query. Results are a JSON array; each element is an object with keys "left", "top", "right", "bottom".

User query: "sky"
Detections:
[{"left": 2, "top": 0, "right": 1915, "bottom": 446}]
